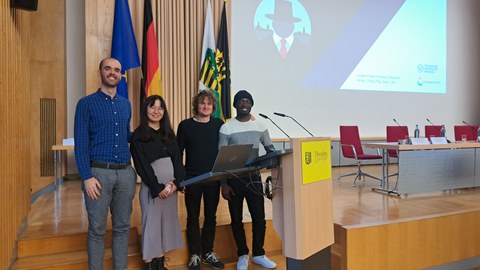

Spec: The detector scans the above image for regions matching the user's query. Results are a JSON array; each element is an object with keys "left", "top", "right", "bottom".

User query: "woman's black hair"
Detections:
[{"left": 137, "top": 95, "right": 175, "bottom": 143}]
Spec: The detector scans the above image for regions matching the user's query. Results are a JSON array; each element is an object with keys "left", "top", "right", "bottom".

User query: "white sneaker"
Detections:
[
  {"left": 252, "top": 255, "right": 276, "bottom": 269},
  {"left": 237, "top": 254, "right": 249, "bottom": 270}
]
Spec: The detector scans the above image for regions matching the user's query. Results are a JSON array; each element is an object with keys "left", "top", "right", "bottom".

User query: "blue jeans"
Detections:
[{"left": 83, "top": 166, "right": 136, "bottom": 270}]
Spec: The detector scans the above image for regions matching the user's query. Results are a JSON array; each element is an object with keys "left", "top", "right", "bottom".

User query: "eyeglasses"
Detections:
[{"left": 148, "top": 106, "right": 165, "bottom": 112}]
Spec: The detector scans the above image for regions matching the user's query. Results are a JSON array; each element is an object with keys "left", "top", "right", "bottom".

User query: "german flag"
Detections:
[{"left": 140, "top": 0, "right": 162, "bottom": 106}]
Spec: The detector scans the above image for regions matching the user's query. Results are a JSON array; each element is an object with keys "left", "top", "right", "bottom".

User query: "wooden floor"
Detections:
[
  {"left": 333, "top": 165, "right": 480, "bottom": 227},
  {"left": 16, "top": 165, "right": 480, "bottom": 269}
]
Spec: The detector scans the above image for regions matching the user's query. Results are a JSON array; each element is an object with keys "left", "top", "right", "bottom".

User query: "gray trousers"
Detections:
[{"left": 82, "top": 166, "right": 136, "bottom": 270}]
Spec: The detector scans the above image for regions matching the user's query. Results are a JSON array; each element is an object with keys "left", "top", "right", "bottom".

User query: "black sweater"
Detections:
[
  {"left": 176, "top": 117, "right": 224, "bottom": 176},
  {"left": 130, "top": 127, "right": 185, "bottom": 199}
]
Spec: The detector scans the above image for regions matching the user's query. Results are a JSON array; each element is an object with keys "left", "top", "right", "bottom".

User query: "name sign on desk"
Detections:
[
  {"left": 430, "top": 137, "right": 448, "bottom": 144},
  {"left": 410, "top": 137, "right": 430, "bottom": 145},
  {"left": 301, "top": 140, "right": 331, "bottom": 184}
]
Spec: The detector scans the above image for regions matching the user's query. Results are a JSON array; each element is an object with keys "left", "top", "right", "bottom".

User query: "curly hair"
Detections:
[{"left": 192, "top": 90, "right": 217, "bottom": 116}]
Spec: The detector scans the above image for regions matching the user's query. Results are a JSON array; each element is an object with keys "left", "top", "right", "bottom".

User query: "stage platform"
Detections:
[
  {"left": 12, "top": 165, "right": 480, "bottom": 269},
  {"left": 332, "top": 165, "right": 480, "bottom": 270}
]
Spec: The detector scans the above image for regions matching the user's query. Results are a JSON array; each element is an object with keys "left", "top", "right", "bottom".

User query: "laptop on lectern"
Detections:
[
  {"left": 180, "top": 144, "right": 253, "bottom": 187},
  {"left": 211, "top": 144, "right": 254, "bottom": 173}
]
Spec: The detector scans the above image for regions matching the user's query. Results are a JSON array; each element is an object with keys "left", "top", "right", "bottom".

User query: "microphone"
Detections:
[
  {"left": 273, "top": 112, "right": 314, "bottom": 137},
  {"left": 426, "top": 118, "right": 443, "bottom": 133},
  {"left": 462, "top": 120, "right": 473, "bottom": 127},
  {"left": 393, "top": 118, "right": 402, "bottom": 127},
  {"left": 462, "top": 120, "right": 477, "bottom": 139},
  {"left": 426, "top": 118, "right": 449, "bottom": 142},
  {"left": 259, "top": 113, "right": 290, "bottom": 138},
  {"left": 426, "top": 118, "right": 437, "bottom": 127},
  {"left": 392, "top": 119, "right": 409, "bottom": 141}
]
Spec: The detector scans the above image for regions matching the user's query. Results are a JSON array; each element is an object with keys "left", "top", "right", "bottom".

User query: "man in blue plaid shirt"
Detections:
[{"left": 74, "top": 57, "right": 137, "bottom": 270}]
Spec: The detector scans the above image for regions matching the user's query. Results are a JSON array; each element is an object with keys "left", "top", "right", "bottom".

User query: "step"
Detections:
[
  {"left": 16, "top": 222, "right": 282, "bottom": 268},
  {"left": 12, "top": 244, "right": 143, "bottom": 270},
  {"left": 166, "top": 251, "right": 285, "bottom": 270},
  {"left": 18, "top": 227, "right": 139, "bottom": 258},
  {"left": 159, "top": 220, "right": 282, "bottom": 267}
]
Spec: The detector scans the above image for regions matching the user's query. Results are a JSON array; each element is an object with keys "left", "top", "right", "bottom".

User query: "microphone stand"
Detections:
[
  {"left": 392, "top": 119, "right": 409, "bottom": 143},
  {"left": 274, "top": 112, "right": 314, "bottom": 137},
  {"left": 462, "top": 121, "right": 477, "bottom": 137},
  {"left": 259, "top": 113, "right": 290, "bottom": 139},
  {"left": 426, "top": 119, "right": 443, "bottom": 134},
  {"left": 426, "top": 119, "right": 449, "bottom": 142}
]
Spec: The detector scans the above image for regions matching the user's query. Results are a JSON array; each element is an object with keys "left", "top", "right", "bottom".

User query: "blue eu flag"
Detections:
[{"left": 111, "top": 0, "right": 140, "bottom": 99}]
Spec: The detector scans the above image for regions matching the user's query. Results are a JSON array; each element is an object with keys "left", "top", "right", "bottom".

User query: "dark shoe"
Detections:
[
  {"left": 145, "top": 259, "right": 157, "bottom": 270},
  {"left": 202, "top": 252, "right": 225, "bottom": 269},
  {"left": 188, "top": 254, "right": 201, "bottom": 270},
  {"left": 151, "top": 257, "right": 168, "bottom": 270},
  {"left": 157, "top": 256, "right": 170, "bottom": 270}
]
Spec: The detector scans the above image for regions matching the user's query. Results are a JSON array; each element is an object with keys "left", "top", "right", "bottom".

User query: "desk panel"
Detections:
[{"left": 398, "top": 149, "right": 475, "bottom": 194}]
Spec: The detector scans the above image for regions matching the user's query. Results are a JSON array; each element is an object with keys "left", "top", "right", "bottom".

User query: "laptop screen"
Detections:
[{"left": 211, "top": 144, "right": 253, "bottom": 173}]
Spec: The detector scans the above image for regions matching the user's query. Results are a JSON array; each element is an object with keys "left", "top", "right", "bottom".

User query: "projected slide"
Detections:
[{"left": 251, "top": 0, "right": 446, "bottom": 94}]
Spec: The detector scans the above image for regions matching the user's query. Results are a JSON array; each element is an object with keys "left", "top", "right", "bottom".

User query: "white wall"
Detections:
[
  {"left": 231, "top": 0, "right": 480, "bottom": 139},
  {"left": 66, "top": 0, "right": 85, "bottom": 174}
]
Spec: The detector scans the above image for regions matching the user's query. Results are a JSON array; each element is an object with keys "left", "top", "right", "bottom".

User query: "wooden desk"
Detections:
[
  {"left": 51, "top": 145, "right": 74, "bottom": 189},
  {"left": 364, "top": 142, "right": 480, "bottom": 195}
]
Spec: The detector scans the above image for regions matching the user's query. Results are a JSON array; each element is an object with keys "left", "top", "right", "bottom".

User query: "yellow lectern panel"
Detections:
[{"left": 301, "top": 140, "right": 331, "bottom": 184}]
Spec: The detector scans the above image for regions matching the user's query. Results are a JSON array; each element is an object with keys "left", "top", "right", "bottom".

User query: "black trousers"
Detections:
[
  {"left": 227, "top": 174, "right": 266, "bottom": 257},
  {"left": 184, "top": 178, "right": 221, "bottom": 256}
]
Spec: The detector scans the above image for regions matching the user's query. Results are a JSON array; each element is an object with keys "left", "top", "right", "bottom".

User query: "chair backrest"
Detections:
[
  {"left": 386, "top": 126, "right": 409, "bottom": 158},
  {"left": 339, "top": 126, "right": 364, "bottom": 158},
  {"left": 454, "top": 125, "right": 478, "bottom": 141},
  {"left": 425, "top": 125, "right": 442, "bottom": 139}
]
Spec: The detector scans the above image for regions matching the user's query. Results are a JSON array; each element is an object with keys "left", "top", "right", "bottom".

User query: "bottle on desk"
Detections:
[
  {"left": 477, "top": 127, "right": 480, "bottom": 142},
  {"left": 414, "top": 125, "right": 420, "bottom": 138},
  {"left": 440, "top": 125, "right": 446, "bottom": 137}
]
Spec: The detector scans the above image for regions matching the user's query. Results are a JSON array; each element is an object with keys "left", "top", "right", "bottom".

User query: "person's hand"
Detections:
[
  {"left": 159, "top": 182, "right": 176, "bottom": 198},
  {"left": 84, "top": 177, "right": 102, "bottom": 200},
  {"left": 169, "top": 181, "right": 177, "bottom": 194},
  {"left": 221, "top": 184, "right": 234, "bottom": 201},
  {"left": 159, "top": 187, "right": 169, "bottom": 198}
]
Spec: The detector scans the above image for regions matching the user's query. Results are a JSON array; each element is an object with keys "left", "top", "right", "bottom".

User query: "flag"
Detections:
[
  {"left": 111, "top": 0, "right": 141, "bottom": 99},
  {"left": 140, "top": 0, "right": 162, "bottom": 106},
  {"left": 199, "top": 0, "right": 222, "bottom": 119},
  {"left": 216, "top": 0, "right": 231, "bottom": 119}
]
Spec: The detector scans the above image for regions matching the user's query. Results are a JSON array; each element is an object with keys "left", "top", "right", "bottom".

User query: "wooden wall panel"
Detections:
[
  {"left": 0, "top": 2, "right": 31, "bottom": 269},
  {"left": 85, "top": 0, "right": 114, "bottom": 95},
  {"left": 85, "top": 0, "right": 231, "bottom": 131},
  {"left": 40, "top": 99, "right": 56, "bottom": 177},
  {"left": 29, "top": 0, "right": 66, "bottom": 193},
  {"left": 0, "top": 0, "right": 65, "bottom": 268},
  {"left": 339, "top": 211, "right": 480, "bottom": 270}
]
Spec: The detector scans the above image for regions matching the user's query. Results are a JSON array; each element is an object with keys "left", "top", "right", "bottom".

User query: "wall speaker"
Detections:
[{"left": 11, "top": 0, "right": 38, "bottom": 11}]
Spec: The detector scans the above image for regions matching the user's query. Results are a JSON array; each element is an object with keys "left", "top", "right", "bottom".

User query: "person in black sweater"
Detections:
[
  {"left": 131, "top": 95, "right": 185, "bottom": 270},
  {"left": 177, "top": 90, "right": 225, "bottom": 270}
]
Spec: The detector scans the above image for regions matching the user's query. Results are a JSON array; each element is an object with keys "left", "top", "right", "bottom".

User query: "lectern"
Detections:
[{"left": 271, "top": 137, "right": 334, "bottom": 270}]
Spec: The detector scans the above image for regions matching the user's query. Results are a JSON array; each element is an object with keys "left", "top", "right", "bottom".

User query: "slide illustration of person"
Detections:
[{"left": 266, "top": 0, "right": 301, "bottom": 58}]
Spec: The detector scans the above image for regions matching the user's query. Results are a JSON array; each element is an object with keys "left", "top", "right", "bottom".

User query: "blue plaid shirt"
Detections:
[{"left": 74, "top": 89, "right": 133, "bottom": 180}]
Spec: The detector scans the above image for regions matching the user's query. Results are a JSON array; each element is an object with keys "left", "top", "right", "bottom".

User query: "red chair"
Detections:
[
  {"left": 386, "top": 126, "right": 409, "bottom": 178},
  {"left": 338, "top": 126, "right": 382, "bottom": 186},
  {"left": 386, "top": 126, "right": 409, "bottom": 158},
  {"left": 454, "top": 125, "right": 478, "bottom": 141},
  {"left": 424, "top": 125, "right": 442, "bottom": 139}
]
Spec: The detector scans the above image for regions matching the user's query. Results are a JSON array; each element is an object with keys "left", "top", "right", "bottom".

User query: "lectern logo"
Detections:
[{"left": 305, "top": 152, "right": 312, "bottom": 165}]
